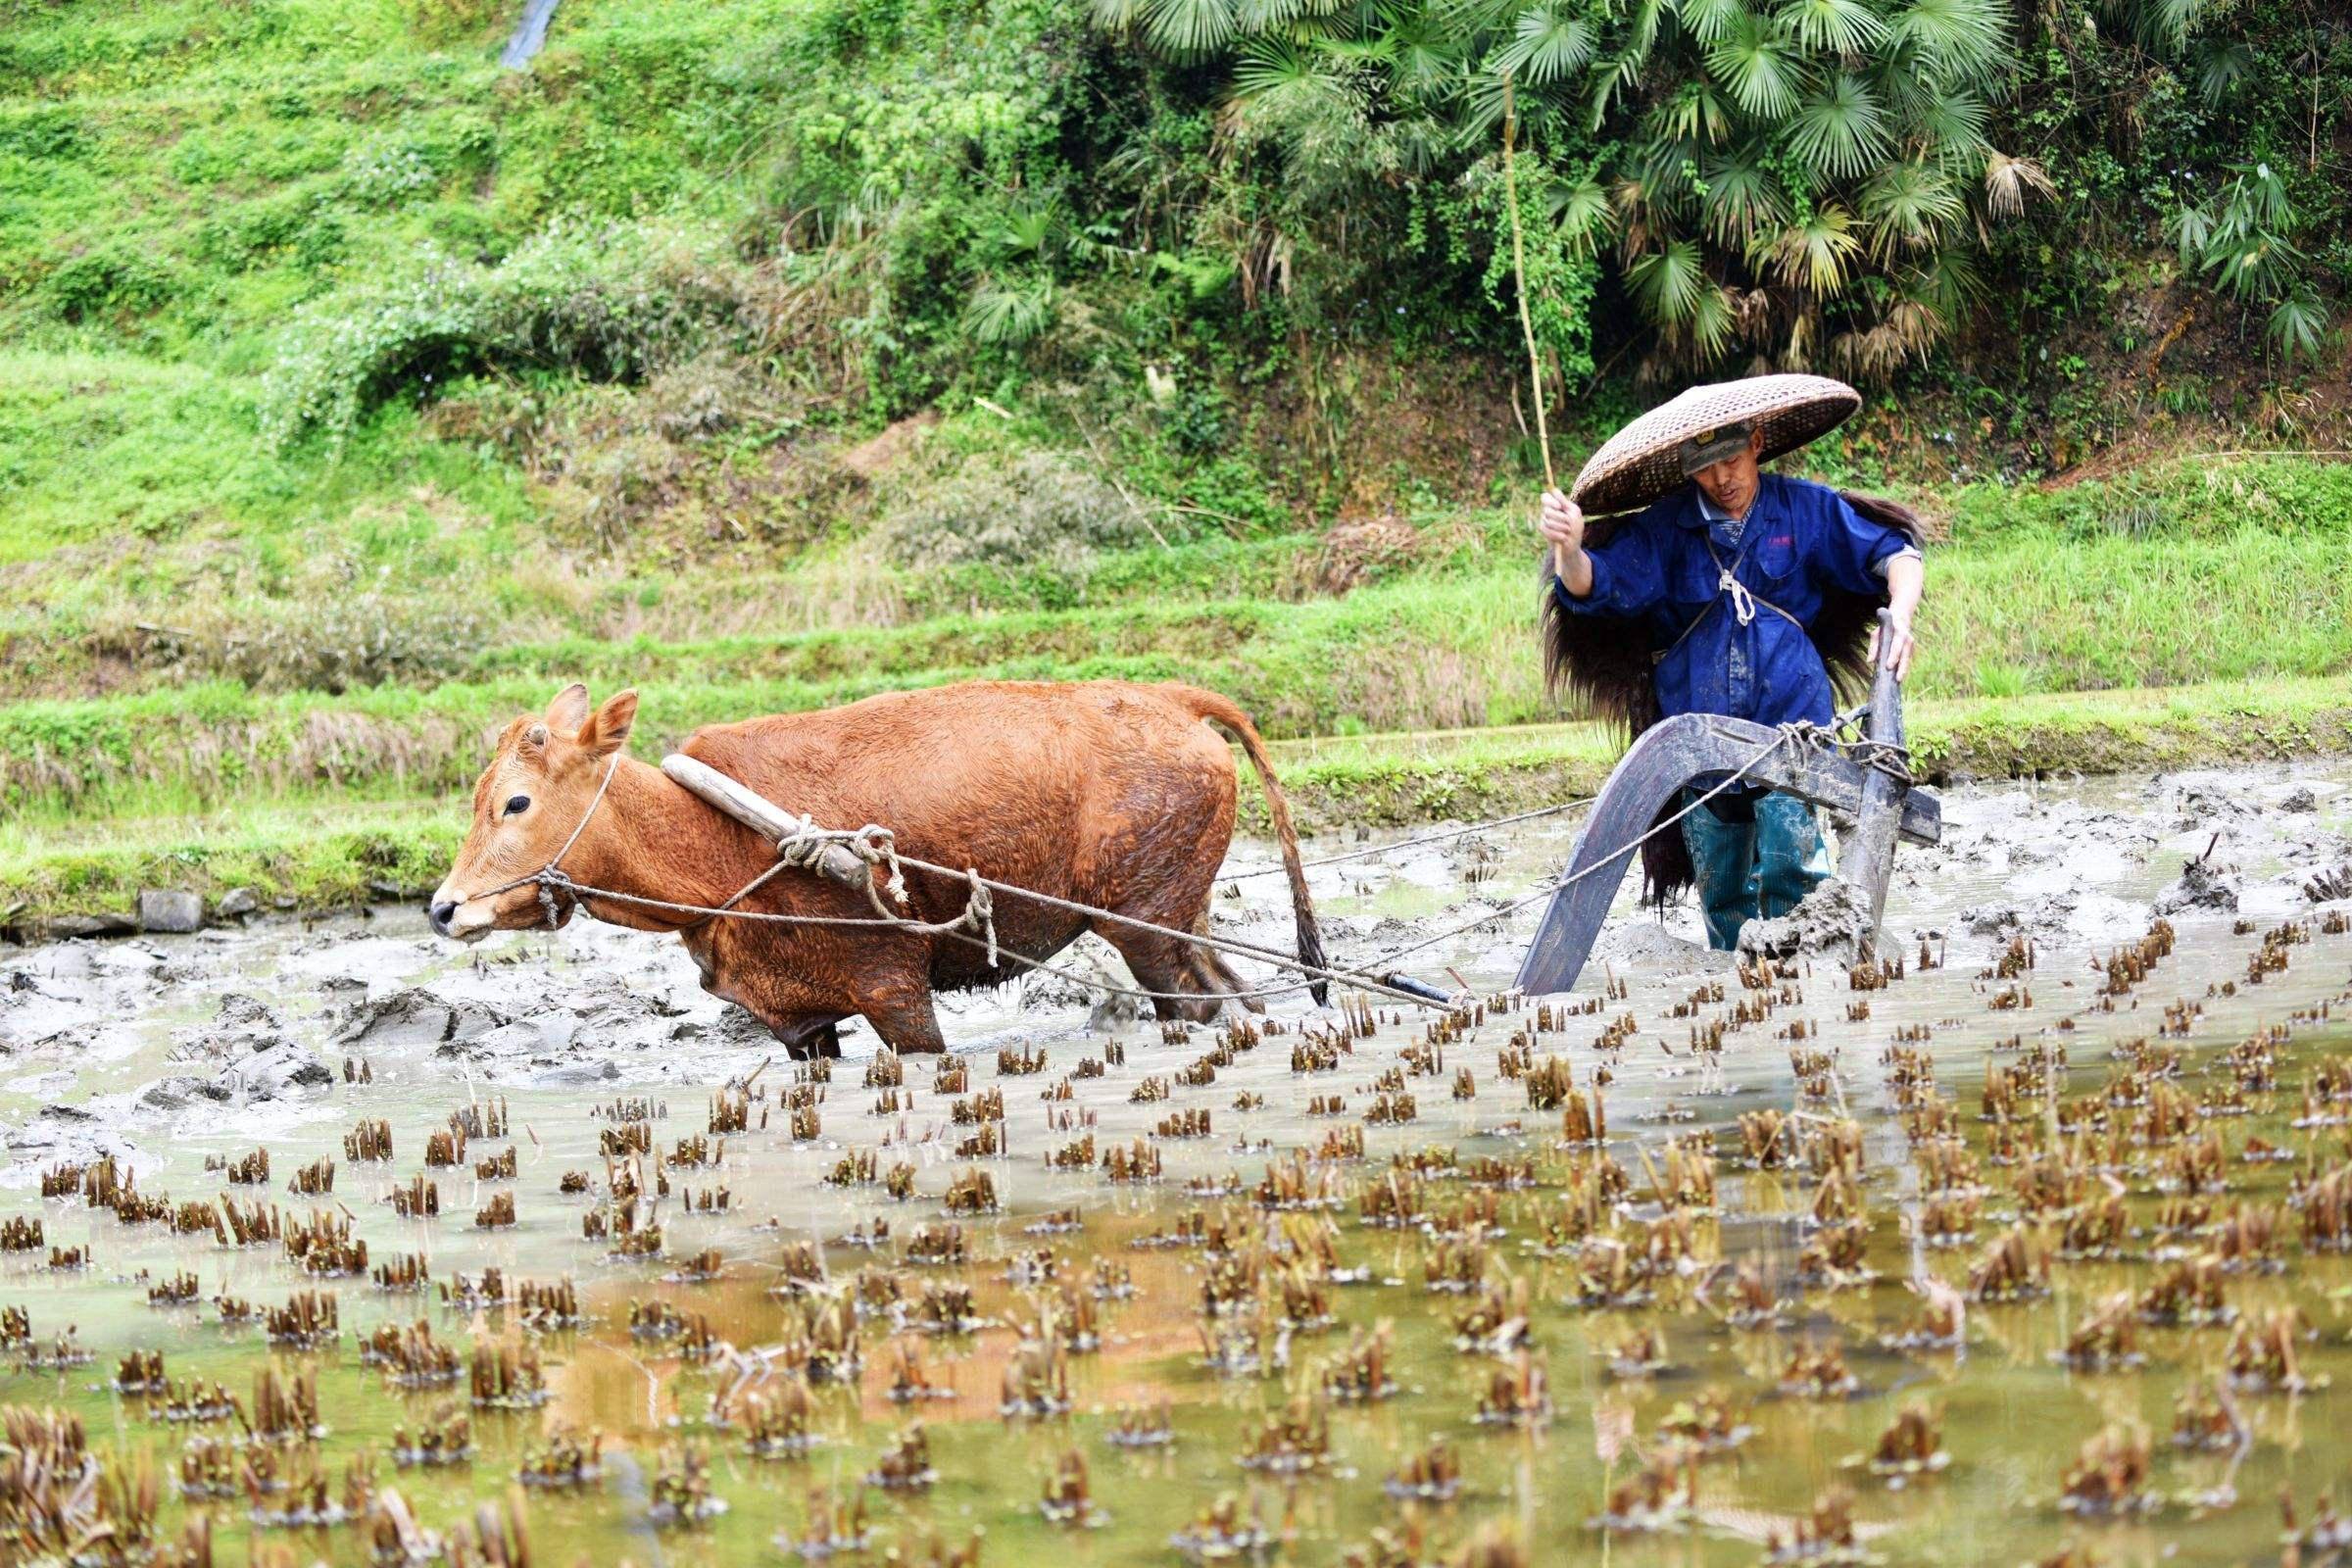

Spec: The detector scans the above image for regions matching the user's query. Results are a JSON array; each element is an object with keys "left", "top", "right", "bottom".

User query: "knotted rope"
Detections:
[
  {"left": 704, "top": 816, "right": 999, "bottom": 957},
  {"left": 1823, "top": 703, "right": 1917, "bottom": 788},
  {"left": 779, "top": 817, "right": 909, "bottom": 906},
  {"left": 1719, "top": 567, "right": 1757, "bottom": 626}
]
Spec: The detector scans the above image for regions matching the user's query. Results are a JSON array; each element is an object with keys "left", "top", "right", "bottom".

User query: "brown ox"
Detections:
[{"left": 427, "top": 680, "right": 1326, "bottom": 1056}]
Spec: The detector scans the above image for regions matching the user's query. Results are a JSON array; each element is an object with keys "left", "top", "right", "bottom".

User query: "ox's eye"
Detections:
[{"left": 504, "top": 795, "right": 531, "bottom": 817}]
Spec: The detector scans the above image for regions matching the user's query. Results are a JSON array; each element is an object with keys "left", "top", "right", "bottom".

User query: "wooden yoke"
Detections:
[{"left": 661, "top": 754, "right": 874, "bottom": 892}]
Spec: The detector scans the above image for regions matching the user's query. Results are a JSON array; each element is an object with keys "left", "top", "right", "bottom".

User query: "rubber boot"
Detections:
[
  {"left": 1753, "top": 792, "right": 1832, "bottom": 919},
  {"left": 1680, "top": 791, "right": 1759, "bottom": 951}
]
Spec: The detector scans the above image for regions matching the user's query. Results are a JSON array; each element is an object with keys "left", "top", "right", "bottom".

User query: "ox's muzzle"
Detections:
[{"left": 426, "top": 883, "right": 499, "bottom": 944}]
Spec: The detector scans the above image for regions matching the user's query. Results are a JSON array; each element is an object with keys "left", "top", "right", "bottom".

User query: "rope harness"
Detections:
[
  {"left": 1649, "top": 521, "right": 1807, "bottom": 673},
  {"left": 462, "top": 720, "right": 1910, "bottom": 1010},
  {"left": 1216, "top": 797, "right": 1595, "bottom": 882},
  {"left": 521, "top": 748, "right": 623, "bottom": 932},
  {"left": 477, "top": 761, "right": 1006, "bottom": 969},
  {"left": 1825, "top": 701, "right": 1917, "bottom": 788},
  {"left": 1719, "top": 566, "right": 1757, "bottom": 627}
]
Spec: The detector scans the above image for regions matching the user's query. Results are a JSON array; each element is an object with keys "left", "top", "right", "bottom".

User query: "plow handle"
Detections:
[{"left": 1841, "top": 608, "right": 1908, "bottom": 951}]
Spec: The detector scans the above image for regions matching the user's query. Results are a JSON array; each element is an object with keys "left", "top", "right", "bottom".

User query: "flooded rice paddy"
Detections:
[{"left": 3, "top": 762, "right": 2352, "bottom": 1567}]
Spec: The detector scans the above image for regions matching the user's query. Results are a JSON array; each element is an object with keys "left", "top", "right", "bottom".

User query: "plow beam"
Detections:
[{"left": 1514, "top": 705, "right": 1938, "bottom": 998}]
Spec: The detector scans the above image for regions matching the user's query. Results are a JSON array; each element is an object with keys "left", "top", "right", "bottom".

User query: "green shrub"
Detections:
[
  {"left": 42, "top": 243, "right": 180, "bottom": 323},
  {"left": 340, "top": 137, "right": 446, "bottom": 209},
  {"left": 194, "top": 191, "right": 353, "bottom": 274},
  {"left": 129, "top": 594, "right": 497, "bottom": 696},
  {"left": 0, "top": 106, "right": 85, "bottom": 161},
  {"left": 400, "top": 0, "right": 509, "bottom": 44},
  {"left": 256, "top": 219, "right": 760, "bottom": 451},
  {"left": 882, "top": 449, "right": 1155, "bottom": 571}
]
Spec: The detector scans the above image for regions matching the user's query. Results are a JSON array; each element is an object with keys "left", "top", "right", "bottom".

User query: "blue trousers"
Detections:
[{"left": 1679, "top": 789, "right": 1831, "bottom": 951}]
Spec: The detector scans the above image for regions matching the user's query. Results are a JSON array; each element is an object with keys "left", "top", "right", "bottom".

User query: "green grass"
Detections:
[
  {"left": 0, "top": 796, "right": 460, "bottom": 926},
  {"left": 7, "top": 677, "right": 2348, "bottom": 927},
  {"left": 5, "top": 495, "right": 2348, "bottom": 823}
]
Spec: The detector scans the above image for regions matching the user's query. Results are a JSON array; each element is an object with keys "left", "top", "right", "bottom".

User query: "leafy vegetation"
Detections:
[
  {"left": 1085, "top": 0, "right": 2343, "bottom": 385},
  {"left": 2168, "top": 160, "right": 2329, "bottom": 364},
  {"left": 1100, "top": 0, "right": 2028, "bottom": 379},
  {"left": 257, "top": 219, "right": 762, "bottom": 450}
]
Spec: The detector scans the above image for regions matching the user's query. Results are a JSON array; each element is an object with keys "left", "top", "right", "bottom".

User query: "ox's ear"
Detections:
[
  {"left": 545, "top": 683, "right": 592, "bottom": 733},
  {"left": 579, "top": 689, "right": 638, "bottom": 760}
]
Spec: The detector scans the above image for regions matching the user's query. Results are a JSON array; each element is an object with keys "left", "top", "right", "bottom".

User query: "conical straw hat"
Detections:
[{"left": 1570, "top": 373, "right": 1861, "bottom": 517}]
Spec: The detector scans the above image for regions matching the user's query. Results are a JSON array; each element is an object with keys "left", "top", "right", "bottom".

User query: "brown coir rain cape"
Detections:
[{"left": 1539, "top": 374, "right": 1926, "bottom": 906}]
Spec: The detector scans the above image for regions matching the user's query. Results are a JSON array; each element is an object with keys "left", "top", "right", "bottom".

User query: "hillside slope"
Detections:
[{"left": 0, "top": 0, "right": 2345, "bottom": 925}]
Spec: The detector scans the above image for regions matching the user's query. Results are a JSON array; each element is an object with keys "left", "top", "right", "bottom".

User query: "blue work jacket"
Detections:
[{"left": 1550, "top": 474, "right": 1911, "bottom": 727}]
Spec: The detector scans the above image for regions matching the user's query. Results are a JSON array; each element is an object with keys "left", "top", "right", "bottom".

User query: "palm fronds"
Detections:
[
  {"left": 1496, "top": 5, "right": 1596, "bottom": 84},
  {"left": 1705, "top": 10, "right": 1808, "bottom": 117},
  {"left": 963, "top": 278, "right": 1057, "bottom": 348},
  {"left": 1788, "top": 74, "right": 1889, "bottom": 181},
  {"left": 1754, "top": 206, "right": 1861, "bottom": 295},
  {"left": 1776, "top": 0, "right": 1886, "bottom": 55}
]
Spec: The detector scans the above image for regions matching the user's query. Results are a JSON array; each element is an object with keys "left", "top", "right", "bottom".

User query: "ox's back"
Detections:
[{"left": 678, "top": 680, "right": 1234, "bottom": 893}]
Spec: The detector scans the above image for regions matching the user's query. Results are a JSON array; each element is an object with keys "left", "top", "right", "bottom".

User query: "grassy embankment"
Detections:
[
  {"left": 7, "top": 452, "right": 2348, "bottom": 812},
  {"left": 6, "top": 677, "right": 2350, "bottom": 925},
  {"left": 5, "top": 450, "right": 2348, "bottom": 926}
]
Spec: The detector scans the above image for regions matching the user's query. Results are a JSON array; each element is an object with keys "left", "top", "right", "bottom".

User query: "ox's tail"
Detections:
[{"left": 1176, "top": 687, "right": 1330, "bottom": 1007}]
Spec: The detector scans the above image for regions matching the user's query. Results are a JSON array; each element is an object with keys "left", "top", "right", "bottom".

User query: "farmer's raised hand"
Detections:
[
  {"left": 1538, "top": 489, "right": 1594, "bottom": 596},
  {"left": 1537, "top": 489, "right": 1584, "bottom": 555},
  {"left": 1870, "top": 553, "right": 1925, "bottom": 682}
]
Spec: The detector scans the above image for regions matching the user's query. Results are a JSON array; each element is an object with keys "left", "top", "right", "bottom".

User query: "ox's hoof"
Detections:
[{"left": 773, "top": 1020, "right": 843, "bottom": 1060}]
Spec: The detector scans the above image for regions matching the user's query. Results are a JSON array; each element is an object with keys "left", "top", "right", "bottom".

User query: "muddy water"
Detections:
[{"left": 1, "top": 762, "right": 2349, "bottom": 1564}]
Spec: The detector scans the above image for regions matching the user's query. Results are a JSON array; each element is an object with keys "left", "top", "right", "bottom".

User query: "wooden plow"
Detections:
[{"left": 1517, "top": 612, "right": 1941, "bottom": 996}]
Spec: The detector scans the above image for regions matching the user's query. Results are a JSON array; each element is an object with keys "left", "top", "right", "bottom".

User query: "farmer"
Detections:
[{"left": 1535, "top": 374, "right": 1925, "bottom": 950}]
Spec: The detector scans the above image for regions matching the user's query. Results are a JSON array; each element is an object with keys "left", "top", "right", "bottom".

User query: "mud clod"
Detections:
[
  {"left": 1738, "top": 880, "right": 1872, "bottom": 963},
  {"left": 2155, "top": 854, "right": 2239, "bottom": 916}
]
